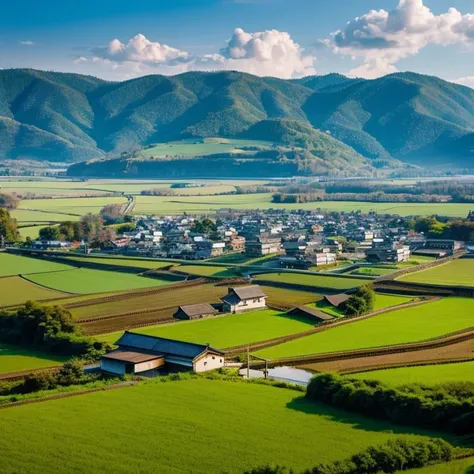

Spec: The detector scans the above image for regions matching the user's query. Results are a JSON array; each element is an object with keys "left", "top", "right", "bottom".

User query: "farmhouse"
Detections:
[
  {"left": 221, "top": 285, "right": 267, "bottom": 313},
  {"left": 287, "top": 306, "right": 335, "bottom": 323},
  {"left": 323, "top": 293, "right": 350, "bottom": 308},
  {"left": 175, "top": 303, "right": 218, "bottom": 320},
  {"left": 100, "top": 332, "right": 225, "bottom": 375}
]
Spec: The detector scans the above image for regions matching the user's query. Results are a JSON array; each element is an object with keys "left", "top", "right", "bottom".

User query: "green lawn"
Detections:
[
  {"left": 0, "top": 378, "right": 444, "bottom": 474},
  {"left": 350, "top": 361, "right": 474, "bottom": 387},
  {"left": 253, "top": 272, "right": 366, "bottom": 290},
  {"left": 176, "top": 264, "right": 238, "bottom": 278},
  {"left": 256, "top": 298, "right": 474, "bottom": 359},
  {"left": 399, "top": 259, "right": 474, "bottom": 286},
  {"left": 0, "top": 252, "right": 73, "bottom": 277},
  {"left": 97, "top": 309, "right": 315, "bottom": 348},
  {"left": 0, "top": 343, "right": 66, "bottom": 375},
  {"left": 24, "top": 268, "right": 172, "bottom": 294},
  {"left": 0, "top": 276, "right": 68, "bottom": 306},
  {"left": 18, "top": 225, "right": 48, "bottom": 240}
]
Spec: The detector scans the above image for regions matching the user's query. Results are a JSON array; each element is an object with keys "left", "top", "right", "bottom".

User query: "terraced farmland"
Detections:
[
  {"left": 175, "top": 265, "right": 239, "bottom": 278},
  {"left": 24, "top": 268, "right": 172, "bottom": 294},
  {"left": 0, "top": 343, "right": 66, "bottom": 375},
  {"left": 0, "top": 379, "right": 441, "bottom": 474},
  {"left": 350, "top": 361, "right": 474, "bottom": 387},
  {"left": 0, "top": 252, "right": 72, "bottom": 277},
  {"left": 256, "top": 298, "right": 474, "bottom": 359},
  {"left": 63, "top": 256, "right": 171, "bottom": 271},
  {"left": 0, "top": 276, "right": 68, "bottom": 307},
  {"left": 399, "top": 259, "right": 474, "bottom": 286},
  {"left": 253, "top": 272, "right": 366, "bottom": 290},
  {"left": 98, "top": 309, "right": 315, "bottom": 348}
]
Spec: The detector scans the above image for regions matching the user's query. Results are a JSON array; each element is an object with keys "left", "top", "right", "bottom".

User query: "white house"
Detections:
[{"left": 221, "top": 285, "right": 267, "bottom": 313}]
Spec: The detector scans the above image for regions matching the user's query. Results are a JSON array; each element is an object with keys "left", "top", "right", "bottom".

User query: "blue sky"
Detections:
[{"left": 1, "top": 0, "right": 474, "bottom": 86}]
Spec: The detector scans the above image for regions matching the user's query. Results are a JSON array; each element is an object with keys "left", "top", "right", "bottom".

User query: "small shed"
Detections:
[
  {"left": 175, "top": 303, "right": 218, "bottom": 320},
  {"left": 287, "top": 306, "right": 335, "bottom": 323},
  {"left": 322, "top": 293, "right": 350, "bottom": 308}
]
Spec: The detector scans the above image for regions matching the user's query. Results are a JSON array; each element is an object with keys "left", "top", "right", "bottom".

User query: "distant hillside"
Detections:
[{"left": 0, "top": 69, "right": 474, "bottom": 175}]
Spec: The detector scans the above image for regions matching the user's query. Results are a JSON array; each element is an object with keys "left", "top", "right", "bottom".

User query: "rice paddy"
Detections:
[
  {"left": 255, "top": 298, "right": 474, "bottom": 359},
  {"left": 399, "top": 259, "right": 474, "bottom": 286},
  {"left": 0, "top": 379, "right": 442, "bottom": 474},
  {"left": 253, "top": 272, "right": 366, "bottom": 290}
]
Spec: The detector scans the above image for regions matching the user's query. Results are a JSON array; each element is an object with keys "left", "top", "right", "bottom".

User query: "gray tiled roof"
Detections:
[
  {"left": 230, "top": 285, "right": 266, "bottom": 301},
  {"left": 116, "top": 332, "right": 224, "bottom": 359},
  {"left": 178, "top": 303, "right": 218, "bottom": 317}
]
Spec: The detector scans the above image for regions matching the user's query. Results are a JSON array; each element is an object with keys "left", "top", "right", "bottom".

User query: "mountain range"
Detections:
[{"left": 1, "top": 68, "right": 474, "bottom": 176}]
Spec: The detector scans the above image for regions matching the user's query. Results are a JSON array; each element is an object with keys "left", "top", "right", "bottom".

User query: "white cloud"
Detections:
[
  {"left": 19, "top": 41, "right": 35, "bottom": 46},
  {"left": 73, "top": 57, "right": 88, "bottom": 64},
  {"left": 85, "top": 28, "right": 315, "bottom": 79},
  {"left": 453, "top": 76, "right": 474, "bottom": 89},
  {"left": 331, "top": 0, "right": 474, "bottom": 78}
]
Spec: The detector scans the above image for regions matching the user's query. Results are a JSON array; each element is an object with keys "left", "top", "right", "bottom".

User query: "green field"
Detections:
[
  {"left": 311, "top": 293, "right": 413, "bottom": 317},
  {"left": 98, "top": 309, "right": 315, "bottom": 348},
  {"left": 256, "top": 298, "right": 474, "bottom": 359},
  {"left": 64, "top": 256, "right": 171, "bottom": 271},
  {"left": 253, "top": 272, "right": 366, "bottom": 290},
  {"left": 0, "top": 378, "right": 443, "bottom": 474},
  {"left": 24, "top": 268, "right": 173, "bottom": 294},
  {"left": 133, "top": 194, "right": 474, "bottom": 217},
  {"left": 350, "top": 361, "right": 474, "bottom": 387},
  {"left": 405, "top": 457, "right": 474, "bottom": 473},
  {"left": 0, "top": 343, "right": 66, "bottom": 375},
  {"left": 176, "top": 264, "right": 238, "bottom": 278},
  {"left": 399, "top": 259, "right": 474, "bottom": 286},
  {"left": 10, "top": 209, "right": 82, "bottom": 224},
  {"left": 0, "top": 252, "right": 73, "bottom": 277},
  {"left": 0, "top": 276, "right": 68, "bottom": 307},
  {"left": 139, "top": 138, "right": 274, "bottom": 157}
]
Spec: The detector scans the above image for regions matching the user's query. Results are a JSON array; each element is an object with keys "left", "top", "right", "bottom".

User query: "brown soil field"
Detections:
[
  {"left": 258, "top": 285, "right": 319, "bottom": 306},
  {"left": 298, "top": 338, "right": 474, "bottom": 373}
]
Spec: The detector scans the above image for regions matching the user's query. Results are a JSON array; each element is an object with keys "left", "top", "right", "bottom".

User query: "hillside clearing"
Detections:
[{"left": 0, "top": 379, "right": 443, "bottom": 474}]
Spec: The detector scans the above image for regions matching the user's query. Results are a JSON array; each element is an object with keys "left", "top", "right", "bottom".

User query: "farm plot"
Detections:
[
  {"left": 0, "top": 379, "right": 441, "bottom": 474},
  {"left": 349, "top": 361, "right": 474, "bottom": 387},
  {"left": 24, "top": 268, "right": 172, "bottom": 294},
  {"left": 0, "top": 277, "right": 68, "bottom": 307},
  {"left": 253, "top": 273, "right": 366, "bottom": 291},
  {"left": 0, "top": 343, "right": 66, "bottom": 375},
  {"left": 10, "top": 209, "right": 82, "bottom": 224},
  {"left": 97, "top": 309, "right": 315, "bottom": 348},
  {"left": 63, "top": 256, "right": 171, "bottom": 271},
  {"left": 70, "top": 283, "right": 228, "bottom": 320},
  {"left": 176, "top": 265, "right": 238, "bottom": 278},
  {"left": 0, "top": 252, "right": 73, "bottom": 277},
  {"left": 259, "top": 285, "right": 320, "bottom": 306},
  {"left": 256, "top": 298, "right": 474, "bottom": 359},
  {"left": 399, "top": 259, "right": 474, "bottom": 286}
]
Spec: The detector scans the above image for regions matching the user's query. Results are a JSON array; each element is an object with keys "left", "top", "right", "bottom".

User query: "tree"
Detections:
[
  {"left": 100, "top": 204, "right": 125, "bottom": 225},
  {"left": 0, "top": 208, "right": 19, "bottom": 241},
  {"left": 58, "top": 221, "right": 76, "bottom": 241},
  {"left": 192, "top": 218, "right": 217, "bottom": 234},
  {"left": 0, "top": 193, "right": 19, "bottom": 210},
  {"left": 39, "top": 226, "right": 61, "bottom": 241},
  {"left": 343, "top": 285, "right": 375, "bottom": 317}
]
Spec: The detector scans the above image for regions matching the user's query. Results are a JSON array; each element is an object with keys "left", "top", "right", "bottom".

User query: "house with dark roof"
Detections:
[
  {"left": 175, "top": 303, "right": 218, "bottom": 320},
  {"left": 221, "top": 285, "right": 267, "bottom": 313},
  {"left": 100, "top": 332, "right": 225, "bottom": 375},
  {"left": 287, "top": 306, "right": 335, "bottom": 323}
]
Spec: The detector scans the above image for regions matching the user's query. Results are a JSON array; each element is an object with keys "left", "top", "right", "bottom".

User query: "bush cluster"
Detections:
[
  {"left": 245, "top": 438, "right": 454, "bottom": 474},
  {"left": 342, "top": 285, "right": 375, "bottom": 317},
  {"left": 306, "top": 374, "right": 474, "bottom": 435}
]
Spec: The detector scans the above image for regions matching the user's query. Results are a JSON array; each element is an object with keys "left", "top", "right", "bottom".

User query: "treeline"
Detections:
[
  {"left": 246, "top": 438, "right": 454, "bottom": 474},
  {"left": 409, "top": 216, "right": 474, "bottom": 240},
  {"left": 306, "top": 374, "right": 474, "bottom": 435},
  {"left": 0, "top": 301, "right": 110, "bottom": 359}
]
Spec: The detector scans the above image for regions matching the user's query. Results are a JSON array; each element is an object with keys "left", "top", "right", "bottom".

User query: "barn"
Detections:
[
  {"left": 174, "top": 303, "right": 218, "bottom": 320},
  {"left": 287, "top": 306, "right": 335, "bottom": 323},
  {"left": 100, "top": 332, "right": 225, "bottom": 375},
  {"left": 322, "top": 293, "right": 350, "bottom": 308}
]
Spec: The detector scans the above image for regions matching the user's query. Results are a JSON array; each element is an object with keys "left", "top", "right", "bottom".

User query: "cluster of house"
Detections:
[{"left": 26, "top": 208, "right": 466, "bottom": 265}]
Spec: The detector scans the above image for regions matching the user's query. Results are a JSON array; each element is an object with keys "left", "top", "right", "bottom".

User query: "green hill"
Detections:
[{"left": 0, "top": 69, "right": 474, "bottom": 174}]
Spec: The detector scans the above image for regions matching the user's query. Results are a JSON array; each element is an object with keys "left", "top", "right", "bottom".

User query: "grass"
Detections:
[
  {"left": 349, "top": 267, "right": 396, "bottom": 277},
  {"left": 139, "top": 138, "right": 273, "bottom": 157},
  {"left": 259, "top": 285, "right": 320, "bottom": 306},
  {"left": 399, "top": 259, "right": 474, "bottom": 286},
  {"left": 403, "top": 457, "right": 474, "bottom": 473},
  {"left": 349, "top": 361, "right": 474, "bottom": 387},
  {"left": 23, "top": 268, "right": 173, "bottom": 294},
  {"left": 0, "top": 276, "right": 68, "bottom": 307},
  {"left": 255, "top": 298, "right": 474, "bottom": 359},
  {"left": 0, "top": 252, "right": 73, "bottom": 277},
  {"left": 97, "top": 309, "right": 315, "bottom": 348},
  {"left": 0, "top": 378, "right": 445, "bottom": 474},
  {"left": 176, "top": 264, "right": 239, "bottom": 278},
  {"left": 253, "top": 272, "right": 366, "bottom": 290},
  {"left": 18, "top": 225, "right": 48, "bottom": 240},
  {"left": 64, "top": 256, "right": 171, "bottom": 271},
  {"left": 133, "top": 194, "right": 474, "bottom": 217},
  {"left": 0, "top": 343, "right": 66, "bottom": 375}
]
